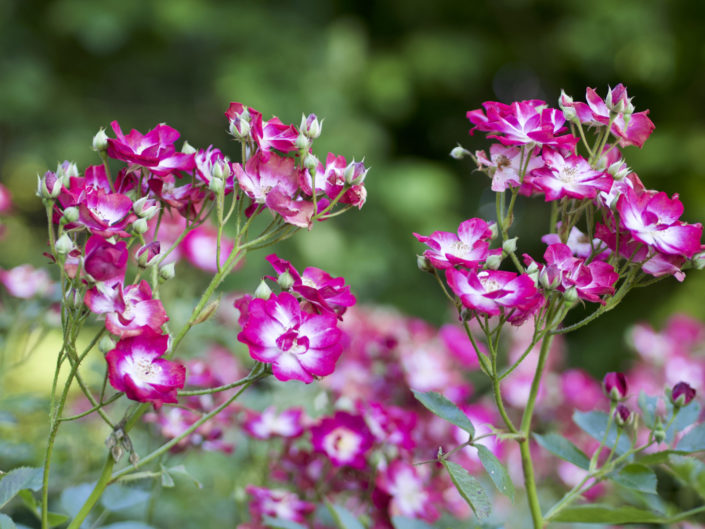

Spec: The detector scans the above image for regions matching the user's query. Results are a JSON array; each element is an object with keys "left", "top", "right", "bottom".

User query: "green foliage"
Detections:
[
  {"left": 475, "top": 444, "right": 515, "bottom": 501},
  {"left": 0, "top": 467, "right": 42, "bottom": 511},
  {"left": 441, "top": 460, "right": 490, "bottom": 520},
  {"left": 609, "top": 464, "right": 658, "bottom": 494},
  {"left": 573, "top": 410, "right": 632, "bottom": 455},
  {"left": 411, "top": 390, "right": 475, "bottom": 436},
  {"left": 533, "top": 432, "right": 590, "bottom": 470}
]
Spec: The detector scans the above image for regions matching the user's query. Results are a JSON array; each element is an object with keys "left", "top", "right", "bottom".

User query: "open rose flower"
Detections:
[
  {"left": 310, "top": 411, "right": 374, "bottom": 469},
  {"left": 237, "top": 292, "right": 343, "bottom": 383},
  {"left": 106, "top": 332, "right": 185, "bottom": 407},
  {"left": 414, "top": 218, "right": 497, "bottom": 270}
]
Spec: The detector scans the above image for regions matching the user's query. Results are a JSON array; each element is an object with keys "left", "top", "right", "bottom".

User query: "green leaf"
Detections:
[
  {"left": 17, "top": 490, "right": 37, "bottom": 512},
  {"left": 677, "top": 423, "right": 705, "bottom": 452},
  {"left": 638, "top": 391, "right": 659, "bottom": 429},
  {"left": 262, "top": 516, "right": 307, "bottom": 529},
  {"left": 0, "top": 514, "right": 17, "bottom": 529},
  {"left": 667, "top": 401, "right": 701, "bottom": 442},
  {"left": 573, "top": 411, "right": 631, "bottom": 455},
  {"left": 550, "top": 504, "right": 667, "bottom": 524},
  {"left": 0, "top": 467, "right": 43, "bottom": 510},
  {"left": 60, "top": 483, "right": 94, "bottom": 518},
  {"left": 636, "top": 450, "right": 684, "bottom": 465},
  {"left": 610, "top": 464, "right": 658, "bottom": 494},
  {"left": 100, "top": 484, "right": 150, "bottom": 511},
  {"left": 46, "top": 512, "right": 69, "bottom": 528},
  {"left": 441, "top": 460, "right": 490, "bottom": 519},
  {"left": 667, "top": 454, "right": 705, "bottom": 500},
  {"left": 412, "top": 390, "right": 474, "bottom": 436},
  {"left": 325, "top": 501, "right": 365, "bottom": 529},
  {"left": 160, "top": 471, "right": 174, "bottom": 488},
  {"left": 391, "top": 516, "right": 434, "bottom": 529},
  {"left": 475, "top": 444, "right": 514, "bottom": 501},
  {"left": 167, "top": 465, "right": 202, "bottom": 489},
  {"left": 533, "top": 432, "right": 590, "bottom": 470}
]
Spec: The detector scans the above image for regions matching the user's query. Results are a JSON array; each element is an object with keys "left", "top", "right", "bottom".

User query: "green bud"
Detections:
[
  {"left": 254, "top": 280, "right": 273, "bottom": 300},
  {"left": 450, "top": 146, "right": 470, "bottom": 160},
  {"left": 502, "top": 237, "right": 518, "bottom": 254},
  {"left": 92, "top": 128, "right": 109, "bottom": 152},
  {"left": 485, "top": 254, "right": 503, "bottom": 270},
  {"left": 181, "top": 140, "right": 197, "bottom": 154},
  {"left": 99, "top": 335, "right": 117, "bottom": 354},
  {"left": 277, "top": 271, "right": 295, "bottom": 290},
  {"left": 132, "top": 218, "right": 149, "bottom": 234},
  {"left": 416, "top": 255, "right": 433, "bottom": 273},
  {"left": 159, "top": 262, "right": 175, "bottom": 281},
  {"left": 55, "top": 233, "right": 73, "bottom": 255},
  {"left": 62, "top": 207, "right": 79, "bottom": 223}
]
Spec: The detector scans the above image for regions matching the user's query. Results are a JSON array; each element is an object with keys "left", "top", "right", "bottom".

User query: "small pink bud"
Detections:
[
  {"left": 136, "top": 241, "right": 161, "bottom": 269},
  {"left": 671, "top": 382, "right": 696, "bottom": 407},
  {"left": 603, "top": 372, "right": 628, "bottom": 401},
  {"left": 614, "top": 403, "right": 632, "bottom": 427},
  {"left": 300, "top": 113, "right": 322, "bottom": 139}
]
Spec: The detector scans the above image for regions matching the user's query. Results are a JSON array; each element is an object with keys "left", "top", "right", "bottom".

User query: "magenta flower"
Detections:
[
  {"left": 245, "top": 485, "right": 315, "bottom": 525},
  {"left": 265, "top": 254, "right": 356, "bottom": 317},
  {"left": 467, "top": 99, "right": 578, "bottom": 148},
  {"left": 603, "top": 372, "right": 628, "bottom": 400},
  {"left": 542, "top": 226, "right": 609, "bottom": 261},
  {"left": 181, "top": 225, "right": 237, "bottom": 273},
  {"left": 258, "top": 117, "right": 299, "bottom": 153},
  {"left": 194, "top": 145, "right": 235, "bottom": 193},
  {"left": 532, "top": 149, "right": 612, "bottom": 201},
  {"left": 475, "top": 143, "right": 544, "bottom": 193},
  {"left": 107, "top": 121, "right": 195, "bottom": 176},
  {"left": 77, "top": 188, "right": 134, "bottom": 238},
  {"left": 671, "top": 381, "right": 696, "bottom": 407},
  {"left": 414, "top": 218, "right": 496, "bottom": 270},
  {"left": 446, "top": 268, "right": 544, "bottom": 323},
  {"left": 563, "top": 84, "right": 655, "bottom": 148},
  {"left": 83, "top": 235, "right": 128, "bottom": 286},
  {"left": 617, "top": 189, "right": 703, "bottom": 258},
  {"left": 84, "top": 280, "right": 168, "bottom": 337},
  {"left": 0, "top": 183, "right": 11, "bottom": 214},
  {"left": 375, "top": 461, "right": 439, "bottom": 522},
  {"left": 242, "top": 406, "right": 304, "bottom": 440},
  {"left": 106, "top": 332, "right": 185, "bottom": 407},
  {"left": 0, "top": 265, "right": 52, "bottom": 299},
  {"left": 310, "top": 411, "right": 374, "bottom": 469},
  {"left": 237, "top": 292, "right": 343, "bottom": 383}
]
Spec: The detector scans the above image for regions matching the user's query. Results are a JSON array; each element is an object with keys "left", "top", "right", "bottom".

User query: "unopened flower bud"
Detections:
[
  {"left": 304, "top": 154, "right": 319, "bottom": 172},
  {"left": 55, "top": 233, "right": 73, "bottom": 255},
  {"left": 300, "top": 113, "right": 322, "bottom": 139},
  {"left": 136, "top": 241, "right": 161, "bottom": 268},
  {"left": 595, "top": 156, "right": 608, "bottom": 172},
  {"left": 181, "top": 141, "right": 197, "bottom": 154},
  {"left": 343, "top": 159, "right": 368, "bottom": 186},
  {"left": 132, "top": 218, "right": 149, "bottom": 235},
  {"left": 159, "top": 262, "right": 175, "bottom": 282},
  {"left": 607, "top": 161, "right": 630, "bottom": 181},
  {"left": 693, "top": 251, "right": 705, "bottom": 270},
  {"left": 133, "top": 197, "right": 159, "bottom": 219},
  {"left": 64, "top": 162, "right": 79, "bottom": 180},
  {"left": 295, "top": 133, "right": 310, "bottom": 151},
  {"left": 211, "top": 159, "right": 231, "bottom": 181},
  {"left": 561, "top": 106, "right": 578, "bottom": 122},
  {"left": 488, "top": 223, "right": 499, "bottom": 240},
  {"left": 194, "top": 299, "right": 220, "bottom": 325},
  {"left": 450, "top": 146, "right": 470, "bottom": 160},
  {"left": 254, "top": 280, "right": 272, "bottom": 300},
  {"left": 416, "top": 255, "right": 433, "bottom": 273},
  {"left": 558, "top": 89, "right": 574, "bottom": 109},
  {"left": 526, "top": 261, "right": 539, "bottom": 275},
  {"left": 229, "top": 119, "right": 251, "bottom": 139},
  {"left": 99, "top": 335, "right": 117, "bottom": 354},
  {"left": 671, "top": 381, "right": 696, "bottom": 408},
  {"left": 613, "top": 404, "right": 632, "bottom": 427},
  {"left": 563, "top": 286, "right": 579, "bottom": 303},
  {"left": 485, "top": 254, "right": 503, "bottom": 270},
  {"left": 64, "top": 288, "right": 82, "bottom": 309},
  {"left": 603, "top": 372, "right": 628, "bottom": 401},
  {"left": 92, "top": 128, "right": 109, "bottom": 152},
  {"left": 62, "top": 207, "right": 79, "bottom": 224},
  {"left": 38, "top": 173, "right": 62, "bottom": 199},
  {"left": 502, "top": 237, "right": 518, "bottom": 254},
  {"left": 277, "top": 271, "right": 295, "bottom": 290},
  {"left": 539, "top": 270, "right": 560, "bottom": 290},
  {"left": 653, "top": 426, "right": 666, "bottom": 443},
  {"left": 208, "top": 178, "right": 224, "bottom": 194}
]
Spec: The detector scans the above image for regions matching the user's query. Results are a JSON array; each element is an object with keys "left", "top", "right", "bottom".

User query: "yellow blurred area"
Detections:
[{"left": 2, "top": 328, "right": 103, "bottom": 396}]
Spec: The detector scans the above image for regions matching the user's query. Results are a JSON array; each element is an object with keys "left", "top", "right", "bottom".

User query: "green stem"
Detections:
[{"left": 65, "top": 455, "right": 115, "bottom": 529}]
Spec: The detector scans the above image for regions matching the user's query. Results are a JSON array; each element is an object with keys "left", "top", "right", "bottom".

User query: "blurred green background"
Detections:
[{"left": 3, "top": 0, "right": 705, "bottom": 375}]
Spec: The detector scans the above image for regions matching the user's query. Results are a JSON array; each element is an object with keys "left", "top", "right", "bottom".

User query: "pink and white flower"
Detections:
[
  {"left": 107, "top": 121, "right": 195, "bottom": 176},
  {"left": 106, "top": 332, "right": 185, "bottom": 407},
  {"left": 414, "top": 218, "right": 497, "bottom": 270},
  {"left": 237, "top": 292, "right": 343, "bottom": 383},
  {"left": 475, "top": 143, "right": 544, "bottom": 193},
  {"left": 0, "top": 265, "right": 52, "bottom": 299},
  {"left": 83, "top": 235, "right": 128, "bottom": 286},
  {"left": 446, "top": 268, "right": 544, "bottom": 323},
  {"left": 375, "top": 462, "right": 439, "bottom": 522},
  {"left": 467, "top": 99, "right": 578, "bottom": 148},
  {"left": 310, "top": 411, "right": 374, "bottom": 469},
  {"left": 181, "top": 225, "right": 238, "bottom": 273},
  {"left": 77, "top": 188, "right": 134, "bottom": 238},
  {"left": 531, "top": 149, "right": 612, "bottom": 201},
  {"left": 265, "top": 254, "right": 356, "bottom": 316},
  {"left": 242, "top": 406, "right": 305, "bottom": 439},
  {"left": 245, "top": 486, "right": 315, "bottom": 525}
]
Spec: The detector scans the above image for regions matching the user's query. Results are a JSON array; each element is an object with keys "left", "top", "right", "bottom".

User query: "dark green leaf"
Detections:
[
  {"left": 167, "top": 465, "right": 202, "bottom": 489},
  {"left": 550, "top": 504, "right": 666, "bottom": 524},
  {"left": 0, "top": 467, "right": 43, "bottom": 510},
  {"left": 610, "top": 464, "right": 657, "bottom": 493},
  {"left": 677, "top": 423, "right": 705, "bottom": 452},
  {"left": 475, "top": 444, "right": 514, "bottom": 501},
  {"left": 17, "top": 490, "right": 37, "bottom": 512},
  {"left": 391, "top": 516, "right": 434, "bottom": 529},
  {"left": 533, "top": 432, "right": 590, "bottom": 470},
  {"left": 325, "top": 502, "right": 365, "bottom": 529},
  {"left": 0, "top": 514, "right": 17, "bottom": 529},
  {"left": 100, "top": 484, "right": 150, "bottom": 511},
  {"left": 667, "top": 454, "right": 705, "bottom": 499},
  {"left": 412, "top": 390, "right": 474, "bottom": 436},
  {"left": 262, "top": 516, "right": 307, "bottom": 529},
  {"left": 441, "top": 460, "right": 490, "bottom": 519},
  {"left": 573, "top": 411, "right": 631, "bottom": 455},
  {"left": 638, "top": 391, "right": 659, "bottom": 429}
]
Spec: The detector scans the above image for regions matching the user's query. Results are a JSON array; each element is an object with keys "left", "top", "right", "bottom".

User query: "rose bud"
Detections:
[
  {"left": 671, "top": 381, "right": 696, "bottom": 408},
  {"left": 603, "top": 372, "right": 628, "bottom": 401},
  {"left": 613, "top": 404, "right": 632, "bottom": 427}
]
